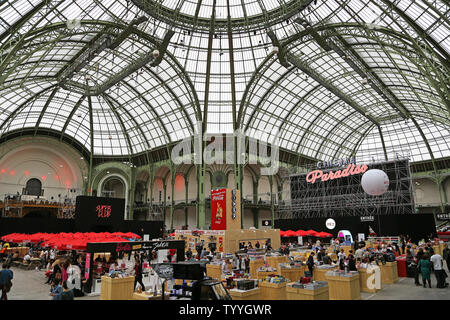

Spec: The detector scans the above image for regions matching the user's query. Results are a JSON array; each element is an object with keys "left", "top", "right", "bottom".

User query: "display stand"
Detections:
[
  {"left": 325, "top": 273, "right": 361, "bottom": 300},
  {"left": 357, "top": 267, "right": 382, "bottom": 293},
  {"left": 132, "top": 292, "right": 168, "bottom": 300},
  {"left": 286, "top": 283, "right": 329, "bottom": 300},
  {"left": 439, "top": 243, "right": 446, "bottom": 256},
  {"left": 229, "top": 287, "right": 261, "bottom": 300},
  {"left": 279, "top": 266, "right": 305, "bottom": 282},
  {"left": 341, "top": 245, "right": 353, "bottom": 256},
  {"left": 266, "top": 256, "right": 289, "bottom": 269},
  {"left": 249, "top": 259, "right": 265, "bottom": 277},
  {"left": 100, "top": 276, "right": 135, "bottom": 300},
  {"left": 313, "top": 266, "right": 338, "bottom": 281},
  {"left": 258, "top": 281, "right": 287, "bottom": 300},
  {"left": 206, "top": 264, "right": 222, "bottom": 280},
  {"left": 433, "top": 245, "right": 441, "bottom": 256},
  {"left": 395, "top": 256, "right": 407, "bottom": 277},
  {"left": 380, "top": 261, "right": 398, "bottom": 284},
  {"left": 256, "top": 270, "right": 277, "bottom": 280}
]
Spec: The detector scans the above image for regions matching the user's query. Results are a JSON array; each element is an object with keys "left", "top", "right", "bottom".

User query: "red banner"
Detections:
[
  {"left": 85, "top": 253, "right": 91, "bottom": 280},
  {"left": 218, "top": 237, "right": 223, "bottom": 252},
  {"left": 211, "top": 189, "right": 227, "bottom": 230}
]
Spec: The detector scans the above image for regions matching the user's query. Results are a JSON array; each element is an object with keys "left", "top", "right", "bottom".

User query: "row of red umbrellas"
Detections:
[
  {"left": 280, "top": 230, "right": 333, "bottom": 238},
  {"left": 1, "top": 232, "right": 141, "bottom": 250}
]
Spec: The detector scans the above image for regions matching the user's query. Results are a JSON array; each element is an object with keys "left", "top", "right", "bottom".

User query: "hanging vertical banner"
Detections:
[
  {"left": 211, "top": 189, "right": 227, "bottom": 230},
  {"left": 85, "top": 253, "right": 91, "bottom": 280},
  {"left": 218, "top": 237, "right": 224, "bottom": 252}
]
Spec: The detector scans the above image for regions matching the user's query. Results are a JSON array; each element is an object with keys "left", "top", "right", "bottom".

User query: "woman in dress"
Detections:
[{"left": 417, "top": 254, "right": 432, "bottom": 288}]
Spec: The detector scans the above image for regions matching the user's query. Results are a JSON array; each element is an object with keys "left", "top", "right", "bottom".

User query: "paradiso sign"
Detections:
[{"left": 306, "top": 163, "right": 368, "bottom": 184}]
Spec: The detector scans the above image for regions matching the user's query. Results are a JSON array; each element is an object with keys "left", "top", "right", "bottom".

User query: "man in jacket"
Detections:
[{"left": 0, "top": 264, "right": 13, "bottom": 300}]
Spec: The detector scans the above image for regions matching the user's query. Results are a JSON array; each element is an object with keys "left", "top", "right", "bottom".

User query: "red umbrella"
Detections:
[
  {"left": 304, "top": 230, "right": 318, "bottom": 236},
  {"left": 284, "top": 230, "right": 297, "bottom": 237},
  {"left": 279, "top": 230, "right": 285, "bottom": 237},
  {"left": 295, "top": 230, "right": 308, "bottom": 237}
]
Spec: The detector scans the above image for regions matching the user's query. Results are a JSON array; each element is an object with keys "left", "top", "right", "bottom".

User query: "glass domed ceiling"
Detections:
[{"left": 0, "top": 0, "right": 448, "bottom": 163}]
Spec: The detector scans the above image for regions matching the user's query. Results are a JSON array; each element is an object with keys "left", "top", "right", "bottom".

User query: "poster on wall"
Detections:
[
  {"left": 358, "top": 233, "right": 365, "bottom": 242},
  {"left": 211, "top": 189, "right": 227, "bottom": 230}
]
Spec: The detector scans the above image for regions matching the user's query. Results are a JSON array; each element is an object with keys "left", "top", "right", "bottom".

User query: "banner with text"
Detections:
[{"left": 211, "top": 189, "right": 227, "bottom": 230}]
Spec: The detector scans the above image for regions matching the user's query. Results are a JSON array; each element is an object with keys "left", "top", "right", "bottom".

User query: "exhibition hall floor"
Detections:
[{"left": 7, "top": 265, "right": 450, "bottom": 300}]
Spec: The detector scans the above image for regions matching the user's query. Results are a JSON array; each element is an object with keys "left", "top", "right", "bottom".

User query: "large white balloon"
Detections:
[{"left": 361, "top": 169, "right": 389, "bottom": 196}]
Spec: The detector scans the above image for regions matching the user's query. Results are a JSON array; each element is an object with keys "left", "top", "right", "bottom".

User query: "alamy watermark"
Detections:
[{"left": 171, "top": 122, "right": 280, "bottom": 176}]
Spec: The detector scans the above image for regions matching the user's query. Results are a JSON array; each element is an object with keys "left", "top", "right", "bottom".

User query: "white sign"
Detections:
[
  {"left": 143, "top": 234, "right": 150, "bottom": 241},
  {"left": 358, "top": 233, "right": 365, "bottom": 242},
  {"left": 326, "top": 218, "right": 336, "bottom": 230},
  {"left": 298, "top": 236, "right": 303, "bottom": 246}
]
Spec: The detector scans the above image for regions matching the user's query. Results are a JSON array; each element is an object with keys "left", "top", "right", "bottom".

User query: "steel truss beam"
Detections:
[
  {"left": 285, "top": 52, "right": 379, "bottom": 125},
  {"left": 1, "top": 20, "right": 202, "bottom": 123},
  {"left": 130, "top": 0, "right": 314, "bottom": 33}
]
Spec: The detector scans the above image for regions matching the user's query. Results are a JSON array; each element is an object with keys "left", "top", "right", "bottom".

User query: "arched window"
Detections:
[{"left": 25, "top": 178, "right": 42, "bottom": 196}]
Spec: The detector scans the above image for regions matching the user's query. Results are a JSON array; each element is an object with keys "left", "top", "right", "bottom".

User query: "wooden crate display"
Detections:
[
  {"left": 258, "top": 281, "right": 287, "bottom": 300},
  {"left": 325, "top": 273, "right": 361, "bottom": 300},
  {"left": 100, "top": 276, "right": 135, "bottom": 300},
  {"left": 286, "top": 283, "right": 329, "bottom": 300},
  {"left": 380, "top": 261, "right": 398, "bottom": 284},
  {"left": 229, "top": 287, "right": 261, "bottom": 300}
]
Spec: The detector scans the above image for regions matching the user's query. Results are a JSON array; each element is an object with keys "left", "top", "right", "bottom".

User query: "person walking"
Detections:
[
  {"left": 430, "top": 252, "right": 448, "bottom": 288},
  {"left": 348, "top": 252, "right": 357, "bottom": 271},
  {"left": 306, "top": 252, "right": 315, "bottom": 278},
  {"left": 0, "top": 264, "right": 13, "bottom": 300},
  {"left": 418, "top": 254, "right": 432, "bottom": 288},
  {"left": 443, "top": 244, "right": 450, "bottom": 273},
  {"left": 133, "top": 257, "right": 146, "bottom": 292}
]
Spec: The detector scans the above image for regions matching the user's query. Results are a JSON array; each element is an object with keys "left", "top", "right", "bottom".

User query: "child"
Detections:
[{"left": 50, "top": 279, "right": 62, "bottom": 300}]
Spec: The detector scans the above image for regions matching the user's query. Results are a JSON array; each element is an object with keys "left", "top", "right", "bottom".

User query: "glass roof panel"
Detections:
[{"left": 0, "top": 0, "right": 448, "bottom": 163}]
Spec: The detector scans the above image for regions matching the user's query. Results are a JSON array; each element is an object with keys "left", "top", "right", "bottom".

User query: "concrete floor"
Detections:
[{"left": 5, "top": 265, "right": 450, "bottom": 300}]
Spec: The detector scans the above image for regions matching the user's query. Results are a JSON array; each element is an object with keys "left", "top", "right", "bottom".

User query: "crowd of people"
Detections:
[{"left": 281, "top": 236, "right": 449, "bottom": 289}]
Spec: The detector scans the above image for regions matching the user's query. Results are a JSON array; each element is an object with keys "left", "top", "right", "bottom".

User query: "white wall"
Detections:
[
  {"left": 413, "top": 178, "right": 441, "bottom": 205},
  {"left": 258, "top": 176, "right": 271, "bottom": 201},
  {"left": 0, "top": 138, "right": 85, "bottom": 201}
]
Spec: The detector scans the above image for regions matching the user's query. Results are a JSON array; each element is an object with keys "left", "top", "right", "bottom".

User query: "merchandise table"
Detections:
[
  {"left": 6, "top": 247, "right": 29, "bottom": 258},
  {"left": 229, "top": 287, "right": 261, "bottom": 300},
  {"left": 266, "top": 256, "right": 289, "bottom": 270},
  {"left": 256, "top": 270, "right": 278, "bottom": 280},
  {"left": 286, "top": 283, "right": 329, "bottom": 300},
  {"left": 340, "top": 245, "right": 353, "bottom": 256},
  {"left": 279, "top": 266, "right": 306, "bottom": 282},
  {"left": 132, "top": 292, "right": 169, "bottom": 300},
  {"left": 258, "top": 281, "right": 287, "bottom": 300},
  {"left": 325, "top": 273, "right": 361, "bottom": 300},
  {"left": 100, "top": 276, "right": 135, "bottom": 300},
  {"left": 313, "top": 266, "right": 338, "bottom": 281},
  {"left": 380, "top": 261, "right": 399, "bottom": 284},
  {"left": 206, "top": 263, "right": 222, "bottom": 280},
  {"left": 249, "top": 259, "right": 265, "bottom": 277},
  {"left": 357, "top": 267, "right": 382, "bottom": 293},
  {"left": 395, "top": 255, "right": 407, "bottom": 278}
]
